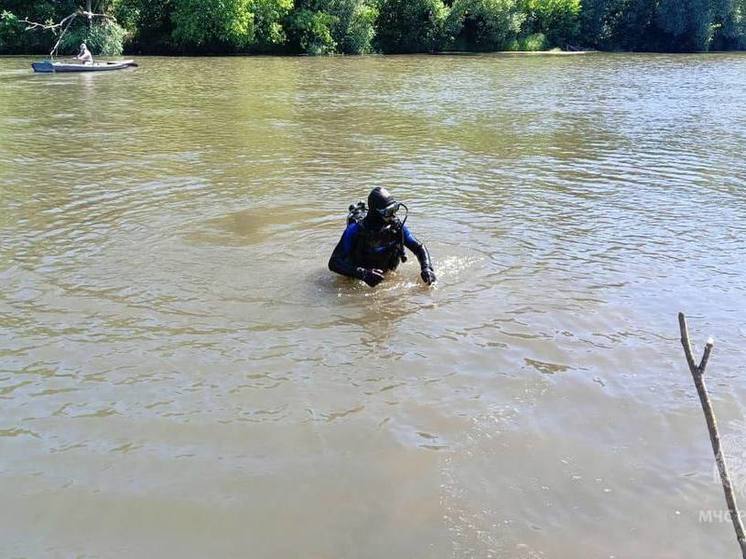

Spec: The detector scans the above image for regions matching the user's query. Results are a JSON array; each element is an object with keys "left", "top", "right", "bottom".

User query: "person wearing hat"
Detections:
[
  {"left": 328, "top": 187, "right": 436, "bottom": 287},
  {"left": 75, "top": 43, "right": 93, "bottom": 65}
]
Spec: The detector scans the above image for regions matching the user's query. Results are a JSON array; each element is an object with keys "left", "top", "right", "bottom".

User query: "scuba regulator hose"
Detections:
[{"left": 398, "top": 202, "right": 409, "bottom": 263}]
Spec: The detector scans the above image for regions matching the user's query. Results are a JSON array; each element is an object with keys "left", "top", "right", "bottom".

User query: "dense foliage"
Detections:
[{"left": 1, "top": 0, "right": 744, "bottom": 54}]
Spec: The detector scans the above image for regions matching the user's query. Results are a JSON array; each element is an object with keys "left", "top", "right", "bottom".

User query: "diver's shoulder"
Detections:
[{"left": 344, "top": 221, "right": 361, "bottom": 235}]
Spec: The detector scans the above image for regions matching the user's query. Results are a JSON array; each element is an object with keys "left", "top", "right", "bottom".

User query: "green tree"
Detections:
[
  {"left": 581, "top": 0, "right": 657, "bottom": 49},
  {"left": 60, "top": 18, "right": 127, "bottom": 54},
  {"left": 656, "top": 0, "right": 715, "bottom": 50},
  {"left": 285, "top": 0, "right": 377, "bottom": 54},
  {"left": 112, "top": 0, "right": 175, "bottom": 53},
  {"left": 251, "top": 0, "right": 293, "bottom": 51},
  {"left": 375, "top": 0, "right": 448, "bottom": 52},
  {"left": 718, "top": 0, "right": 746, "bottom": 48},
  {"left": 1, "top": 1, "right": 76, "bottom": 54},
  {"left": 171, "top": 0, "right": 254, "bottom": 51},
  {"left": 0, "top": 1, "right": 130, "bottom": 55},
  {"left": 523, "top": 0, "right": 581, "bottom": 46},
  {"left": 328, "top": 0, "right": 378, "bottom": 53},
  {"left": 287, "top": 8, "right": 338, "bottom": 54},
  {"left": 444, "top": 0, "right": 525, "bottom": 50}
]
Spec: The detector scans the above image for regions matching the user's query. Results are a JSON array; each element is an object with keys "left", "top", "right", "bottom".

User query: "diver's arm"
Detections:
[
  {"left": 329, "top": 224, "right": 361, "bottom": 278},
  {"left": 402, "top": 225, "right": 436, "bottom": 284},
  {"left": 328, "top": 224, "right": 384, "bottom": 286}
]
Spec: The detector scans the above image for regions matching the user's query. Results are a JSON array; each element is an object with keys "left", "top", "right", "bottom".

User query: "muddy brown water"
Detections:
[{"left": 1, "top": 53, "right": 746, "bottom": 557}]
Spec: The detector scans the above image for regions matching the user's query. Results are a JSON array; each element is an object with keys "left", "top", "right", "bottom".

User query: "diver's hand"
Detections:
[
  {"left": 359, "top": 268, "right": 385, "bottom": 287},
  {"left": 421, "top": 268, "right": 437, "bottom": 285}
]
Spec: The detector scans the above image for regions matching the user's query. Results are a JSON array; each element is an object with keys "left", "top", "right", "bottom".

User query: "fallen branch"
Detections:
[
  {"left": 679, "top": 312, "right": 746, "bottom": 558},
  {"left": 49, "top": 14, "right": 77, "bottom": 58},
  {"left": 21, "top": 13, "right": 77, "bottom": 32},
  {"left": 21, "top": 10, "right": 113, "bottom": 31}
]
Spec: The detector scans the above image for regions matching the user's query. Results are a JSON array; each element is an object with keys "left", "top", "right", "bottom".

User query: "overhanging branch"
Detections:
[{"left": 21, "top": 10, "right": 114, "bottom": 33}]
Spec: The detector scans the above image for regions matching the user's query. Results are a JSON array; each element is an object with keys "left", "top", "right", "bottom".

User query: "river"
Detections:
[{"left": 1, "top": 53, "right": 746, "bottom": 558}]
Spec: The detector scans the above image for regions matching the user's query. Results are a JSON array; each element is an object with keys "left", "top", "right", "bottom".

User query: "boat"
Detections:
[{"left": 32, "top": 59, "right": 137, "bottom": 73}]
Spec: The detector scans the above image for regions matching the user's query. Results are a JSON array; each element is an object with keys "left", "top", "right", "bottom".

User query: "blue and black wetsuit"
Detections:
[{"left": 328, "top": 216, "right": 433, "bottom": 281}]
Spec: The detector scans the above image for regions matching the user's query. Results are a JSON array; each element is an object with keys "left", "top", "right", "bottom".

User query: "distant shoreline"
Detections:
[
  {"left": 436, "top": 50, "right": 598, "bottom": 55},
  {"left": 4, "top": 49, "right": 746, "bottom": 59}
]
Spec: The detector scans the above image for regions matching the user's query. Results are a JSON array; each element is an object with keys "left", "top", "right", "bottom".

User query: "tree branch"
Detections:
[
  {"left": 21, "top": 13, "right": 77, "bottom": 32},
  {"left": 679, "top": 312, "right": 746, "bottom": 558},
  {"left": 81, "top": 11, "right": 115, "bottom": 22},
  {"left": 21, "top": 10, "right": 114, "bottom": 33}
]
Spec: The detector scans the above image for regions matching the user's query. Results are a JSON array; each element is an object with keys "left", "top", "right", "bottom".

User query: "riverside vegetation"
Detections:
[{"left": 0, "top": 0, "right": 744, "bottom": 57}]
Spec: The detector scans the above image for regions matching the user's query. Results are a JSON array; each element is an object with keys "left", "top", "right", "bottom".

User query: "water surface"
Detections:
[{"left": 1, "top": 53, "right": 746, "bottom": 558}]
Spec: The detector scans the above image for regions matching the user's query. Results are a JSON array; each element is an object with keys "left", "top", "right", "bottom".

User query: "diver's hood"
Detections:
[
  {"left": 366, "top": 187, "right": 400, "bottom": 225},
  {"left": 368, "top": 187, "right": 396, "bottom": 212}
]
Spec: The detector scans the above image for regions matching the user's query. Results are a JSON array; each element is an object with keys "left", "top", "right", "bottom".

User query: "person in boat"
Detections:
[
  {"left": 329, "top": 187, "right": 436, "bottom": 287},
  {"left": 75, "top": 43, "right": 93, "bottom": 65}
]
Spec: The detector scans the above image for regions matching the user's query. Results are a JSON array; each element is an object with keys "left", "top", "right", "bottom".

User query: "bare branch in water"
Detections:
[{"left": 679, "top": 312, "right": 746, "bottom": 558}]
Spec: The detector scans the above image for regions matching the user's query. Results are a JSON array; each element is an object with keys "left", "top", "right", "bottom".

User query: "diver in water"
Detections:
[{"left": 328, "top": 187, "right": 436, "bottom": 287}]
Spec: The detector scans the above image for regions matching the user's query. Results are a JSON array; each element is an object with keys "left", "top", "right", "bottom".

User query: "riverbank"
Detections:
[{"left": 436, "top": 49, "right": 598, "bottom": 55}]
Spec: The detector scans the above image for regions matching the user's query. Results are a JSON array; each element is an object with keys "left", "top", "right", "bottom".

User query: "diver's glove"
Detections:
[
  {"left": 357, "top": 267, "right": 385, "bottom": 287},
  {"left": 421, "top": 267, "right": 437, "bottom": 285}
]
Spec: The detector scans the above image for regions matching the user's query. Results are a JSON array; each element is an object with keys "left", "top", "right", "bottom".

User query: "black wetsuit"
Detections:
[{"left": 328, "top": 215, "right": 433, "bottom": 281}]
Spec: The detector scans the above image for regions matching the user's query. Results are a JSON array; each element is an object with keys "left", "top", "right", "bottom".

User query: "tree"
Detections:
[
  {"left": 656, "top": 0, "right": 716, "bottom": 50},
  {"left": 287, "top": 8, "right": 338, "bottom": 54},
  {"left": 329, "top": 0, "right": 378, "bottom": 54},
  {"left": 251, "top": 0, "right": 293, "bottom": 51},
  {"left": 110, "top": 0, "right": 176, "bottom": 53},
  {"left": 718, "top": 0, "right": 746, "bottom": 48},
  {"left": 523, "top": 0, "right": 581, "bottom": 47},
  {"left": 285, "top": 0, "right": 377, "bottom": 54},
  {"left": 444, "top": 0, "right": 525, "bottom": 50},
  {"left": 1, "top": 1, "right": 128, "bottom": 55},
  {"left": 1, "top": 1, "right": 74, "bottom": 54},
  {"left": 375, "top": 0, "right": 448, "bottom": 52},
  {"left": 171, "top": 0, "right": 254, "bottom": 51},
  {"left": 581, "top": 0, "right": 657, "bottom": 50}
]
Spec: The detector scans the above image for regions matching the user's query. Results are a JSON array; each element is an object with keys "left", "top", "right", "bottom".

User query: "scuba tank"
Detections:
[{"left": 347, "top": 201, "right": 367, "bottom": 225}]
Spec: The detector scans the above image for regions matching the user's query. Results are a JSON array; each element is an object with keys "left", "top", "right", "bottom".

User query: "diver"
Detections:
[{"left": 328, "top": 187, "right": 437, "bottom": 287}]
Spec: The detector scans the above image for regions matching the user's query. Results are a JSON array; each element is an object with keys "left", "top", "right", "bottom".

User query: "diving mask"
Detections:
[{"left": 376, "top": 202, "right": 401, "bottom": 220}]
